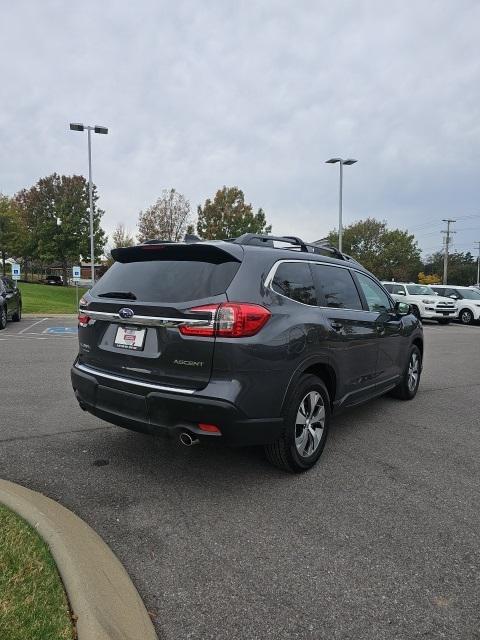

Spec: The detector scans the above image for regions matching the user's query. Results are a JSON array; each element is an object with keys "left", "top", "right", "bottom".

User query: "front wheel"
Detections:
[
  {"left": 390, "top": 345, "right": 422, "bottom": 400},
  {"left": 459, "top": 309, "right": 474, "bottom": 325},
  {"left": 264, "top": 375, "right": 330, "bottom": 473}
]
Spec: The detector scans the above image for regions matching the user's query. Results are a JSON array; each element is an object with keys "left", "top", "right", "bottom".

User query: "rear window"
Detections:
[{"left": 91, "top": 259, "right": 240, "bottom": 303}]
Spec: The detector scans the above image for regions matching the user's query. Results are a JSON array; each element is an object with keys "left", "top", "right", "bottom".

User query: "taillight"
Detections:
[
  {"left": 179, "top": 303, "right": 270, "bottom": 338},
  {"left": 78, "top": 313, "right": 91, "bottom": 327}
]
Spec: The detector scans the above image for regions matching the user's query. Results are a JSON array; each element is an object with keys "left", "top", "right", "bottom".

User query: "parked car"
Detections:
[
  {"left": 71, "top": 234, "right": 424, "bottom": 473},
  {"left": 0, "top": 276, "right": 22, "bottom": 329},
  {"left": 381, "top": 282, "right": 457, "bottom": 324},
  {"left": 430, "top": 285, "right": 480, "bottom": 325},
  {"left": 45, "top": 274, "right": 64, "bottom": 286}
]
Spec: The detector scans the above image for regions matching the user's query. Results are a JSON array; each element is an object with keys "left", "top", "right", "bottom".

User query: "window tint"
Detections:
[
  {"left": 356, "top": 273, "right": 392, "bottom": 312},
  {"left": 92, "top": 259, "right": 240, "bottom": 303},
  {"left": 312, "top": 264, "right": 363, "bottom": 310},
  {"left": 271, "top": 262, "right": 317, "bottom": 305}
]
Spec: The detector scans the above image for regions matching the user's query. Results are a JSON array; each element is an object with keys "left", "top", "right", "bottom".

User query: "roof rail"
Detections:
[{"left": 230, "top": 233, "right": 350, "bottom": 261}]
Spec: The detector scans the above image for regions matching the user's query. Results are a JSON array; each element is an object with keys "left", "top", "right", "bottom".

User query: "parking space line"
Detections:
[{"left": 18, "top": 317, "right": 48, "bottom": 334}]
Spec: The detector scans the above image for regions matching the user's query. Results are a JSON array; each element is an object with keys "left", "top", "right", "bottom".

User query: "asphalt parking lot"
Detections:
[{"left": 1, "top": 316, "right": 479, "bottom": 640}]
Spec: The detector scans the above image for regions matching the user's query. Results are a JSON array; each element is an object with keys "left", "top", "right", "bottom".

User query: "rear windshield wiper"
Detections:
[{"left": 97, "top": 291, "right": 137, "bottom": 300}]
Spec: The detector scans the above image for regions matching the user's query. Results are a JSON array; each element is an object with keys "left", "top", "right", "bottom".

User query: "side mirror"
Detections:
[
  {"left": 449, "top": 294, "right": 459, "bottom": 300},
  {"left": 394, "top": 301, "right": 410, "bottom": 316},
  {"left": 397, "top": 290, "right": 406, "bottom": 295}
]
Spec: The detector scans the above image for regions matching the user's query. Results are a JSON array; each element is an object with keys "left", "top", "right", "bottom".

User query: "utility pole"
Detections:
[
  {"left": 475, "top": 241, "right": 480, "bottom": 286},
  {"left": 441, "top": 219, "right": 456, "bottom": 285}
]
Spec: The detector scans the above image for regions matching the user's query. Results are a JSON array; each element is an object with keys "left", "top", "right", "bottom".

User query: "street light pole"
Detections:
[
  {"left": 87, "top": 127, "right": 95, "bottom": 286},
  {"left": 326, "top": 157, "right": 357, "bottom": 253},
  {"left": 69, "top": 123, "right": 108, "bottom": 286}
]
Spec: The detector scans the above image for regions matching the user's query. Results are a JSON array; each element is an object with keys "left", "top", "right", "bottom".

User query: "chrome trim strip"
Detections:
[
  {"left": 82, "top": 310, "right": 210, "bottom": 327},
  {"left": 74, "top": 362, "right": 196, "bottom": 394}
]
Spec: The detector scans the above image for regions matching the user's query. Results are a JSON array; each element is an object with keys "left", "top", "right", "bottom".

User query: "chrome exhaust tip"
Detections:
[{"left": 179, "top": 432, "right": 200, "bottom": 447}]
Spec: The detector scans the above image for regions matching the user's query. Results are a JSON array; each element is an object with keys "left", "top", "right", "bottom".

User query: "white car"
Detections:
[
  {"left": 431, "top": 285, "right": 480, "bottom": 325},
  {"left": 381, "top": 282, "right": 458, "bottom": 324}
]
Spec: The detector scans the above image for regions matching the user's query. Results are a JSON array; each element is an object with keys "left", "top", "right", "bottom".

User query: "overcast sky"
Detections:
[{"left": 1, "top": 0, "right": 479, "bottom": 255}]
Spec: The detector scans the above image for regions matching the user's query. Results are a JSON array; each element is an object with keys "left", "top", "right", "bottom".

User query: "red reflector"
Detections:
[
  {"left": 78, "top": 313, "right": 91, "bottom": 327},
  {"left": 198, "top": 423, "right": 221, "bottom": 433}
]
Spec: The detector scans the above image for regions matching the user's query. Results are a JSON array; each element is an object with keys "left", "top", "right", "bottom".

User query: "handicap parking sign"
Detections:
[
  {"left": 12, "top": 264, "right": 21, "bottom": 280},
  {"left": 72, "top": 265, "right": 81, "bottom": 281}
]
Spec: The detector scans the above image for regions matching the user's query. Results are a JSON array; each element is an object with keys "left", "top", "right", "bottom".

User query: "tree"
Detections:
[
  {"left": 418, "top": 272, "right": 442, "bottom": 285},
  {"left": 137, "top": 189, "right": 191, "bottom": 242},
  {"left": 326, "top": 218, "right": 422, "bottom": 281},
  {"left": 423, "top": 251, "right": 476, "bottom": 285},
  {"left": 196, "top": 186, "right": 271, "bottom": 240},
  {"left": 111, "top": 224, "right": 135, "bottom": 249},
  {"left": 0, "top": 195, "right": 22, "bottom": 276},
  {"left": 105, "top": 224, "right": 135, "bottom": 266},
  {"left": 14, "top": 174, "right": 107, "bottom": 283}
]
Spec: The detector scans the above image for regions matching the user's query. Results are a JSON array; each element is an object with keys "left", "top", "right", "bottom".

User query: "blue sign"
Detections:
[
  {"left": 12, "top": 264, "right": 21, "bottom": 280},
  {"left": 45, "top": 327, "right": 78, "bottom": 334},
  {"left": 72, "top": 266, "right": 81, "bottom": 281}
]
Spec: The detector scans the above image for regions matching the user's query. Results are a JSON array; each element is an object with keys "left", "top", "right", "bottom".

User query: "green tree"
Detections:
[
  {"left": 196, "top": 186, "right": 271, "bottom": 240},
  {"left": 137, "top": 189, "right": 191, "bottom": 242},
  {"left": 14, "top": 174, "right": 107, "bottom": 284},
  {"left": 424, "top": 251, "right": 476, "bottom": 285},
  {"left": 327, "top": 218, "right": 422, "bottom": 281},
  {"left": 0, "top": 195, "right": 21, "bottom": 276}
]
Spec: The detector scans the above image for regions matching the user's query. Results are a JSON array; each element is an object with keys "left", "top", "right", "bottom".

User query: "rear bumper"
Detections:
[{"left": 71, "top": 361, "right": 283, "bottom": 447}]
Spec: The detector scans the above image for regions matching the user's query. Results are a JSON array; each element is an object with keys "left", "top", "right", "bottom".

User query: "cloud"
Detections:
[{"left": 1, "top": 0, "right": 479, "bottom": 254}]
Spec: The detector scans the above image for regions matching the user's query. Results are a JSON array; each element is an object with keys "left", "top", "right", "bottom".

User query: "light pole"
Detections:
[
  {"left": 69, "top": 123, "right": 108, "bottom": 285},
  {"left": 325, "top": 157, "right": 357, "bottom": 253}
]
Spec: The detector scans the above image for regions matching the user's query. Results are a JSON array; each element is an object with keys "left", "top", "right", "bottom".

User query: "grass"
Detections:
[
  {"left": 18, "top": 282, "right": 88, "bottom": 314},
  {"left": 0, "top": 504, "right": 75, "bottom": 640}
]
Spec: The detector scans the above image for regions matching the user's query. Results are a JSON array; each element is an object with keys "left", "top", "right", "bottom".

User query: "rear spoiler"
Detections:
[{"left": 111, "top": 241, "right": 243, "bottom": 264}]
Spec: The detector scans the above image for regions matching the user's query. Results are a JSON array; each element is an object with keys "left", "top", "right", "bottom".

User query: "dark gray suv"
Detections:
[{"left": 71, "top": 234, "right": 423, "bottom": 472}]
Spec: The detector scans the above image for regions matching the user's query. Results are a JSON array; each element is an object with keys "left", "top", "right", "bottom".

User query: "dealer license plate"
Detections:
[{"left": 114, "top": 325, "right": 146, "bottom": 351}]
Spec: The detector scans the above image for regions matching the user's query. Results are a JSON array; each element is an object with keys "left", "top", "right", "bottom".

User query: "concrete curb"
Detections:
[{"left": 0, "top": 480, "right": 158, "bottom": 640}]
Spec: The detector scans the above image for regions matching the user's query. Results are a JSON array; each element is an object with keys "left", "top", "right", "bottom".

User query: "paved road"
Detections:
[{"left": 1, "top": 317, "right": 479, "bottom": 639}]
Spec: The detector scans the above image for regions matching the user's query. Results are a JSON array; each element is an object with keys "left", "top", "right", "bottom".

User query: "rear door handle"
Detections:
[{"left": 331, "top": 321, "right": 343, "bottom": 332}]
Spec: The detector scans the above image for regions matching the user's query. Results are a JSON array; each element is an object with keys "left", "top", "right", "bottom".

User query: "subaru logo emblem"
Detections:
[{"left": 118, "top": 307, "right": 134, "bottom": 319}]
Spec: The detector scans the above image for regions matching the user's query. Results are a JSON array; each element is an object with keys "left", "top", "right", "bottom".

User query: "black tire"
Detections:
[
  {"left": 390, "top": 345, "right": 422, "bottom": 400},
  {"left": 437, "top": 318, "right": 450, "bottom": 325},
  {"left": 459, "top": 308, "right": 474, "bottom": 325},
  {"left": 264, "top": 374, "right": 330, "bottom": 473},
  {"left": 0, "top": 304, "right": 6, "bottom": 330},
  {"left": 12, "top": 303, "right": 21, "bottom": 322}
]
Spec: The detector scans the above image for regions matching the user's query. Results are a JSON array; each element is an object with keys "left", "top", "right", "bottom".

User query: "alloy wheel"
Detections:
[
  {"left": 295, "top": 391, "right": 326, "bottom": 458},
  {"left": 408, "top": 352, "right": 420, "bottom": 392}
]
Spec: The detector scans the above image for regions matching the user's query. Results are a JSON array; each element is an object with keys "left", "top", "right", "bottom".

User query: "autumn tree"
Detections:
[
  {"left": 137, "top": 189, "right": 191, "bottom": 242},
  {"left": 327, "top": 218, "right": 422, "bottom": 281},
  {"left": 196, "top": 186, "right": 271, "bottom": 240},
  {"left": 14, "top": 174, "right": 107, "bottom": 283}
]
